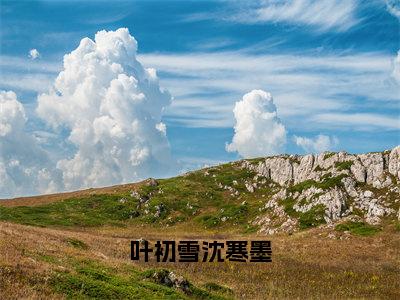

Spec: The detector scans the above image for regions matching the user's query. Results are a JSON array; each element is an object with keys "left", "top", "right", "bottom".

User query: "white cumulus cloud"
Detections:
[
  {"left": 37, "top": 28, "right": 174, "bottom": 190},
  {"left": 29, "top": 48, "right": 40, "bottom": 60},
  {"left": 226, "top": 89, "right": 287, "bottom": 158},
  {"left": 0, "top": 90, "right": 61, "bottom": 198},
  {"left": 294, "top": 134, "right": 338, "bottom": 153}
]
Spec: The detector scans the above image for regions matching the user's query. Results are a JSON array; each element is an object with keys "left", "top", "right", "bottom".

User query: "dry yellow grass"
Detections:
[
  {"left": 1, "top": 221, "right": 399, "bottom": 299},
  {"left": 1, "top": 172, "right": 399, "bottom": 299}
]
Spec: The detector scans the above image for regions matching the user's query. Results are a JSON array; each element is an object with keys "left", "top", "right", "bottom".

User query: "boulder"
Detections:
[
  {"left": 294, "top": 154, "right": 314, "bottom": 184},
  {"left": 350, "top": 159, "right": 366, "bottom": 183},
  {"left": 146, "top": 178, "right": 159, "bottom": 187},
  {"left": 388, "top": 146, "right": 400, "bottom": 180},
  {"left": 358, "top": 153, "right": 384, "bottom": 186}
]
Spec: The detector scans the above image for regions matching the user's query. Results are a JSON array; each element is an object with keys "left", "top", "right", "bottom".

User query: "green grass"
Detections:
[
  {"left": 36, "top": 254, "right": 59, "bottom": 264},
  {"left": 202, "top": 283, "right": 233, "bottom": 296},
  {"left": 243, "top": 224, "right": 260, "bottom": 234},
  {"left": 143, "top": 269, "right": 229, "bottom": 300},
  {"left": 0, "top": 162, "right": 260, "bottom": 231},
  {"left": 334, "top": 161, "right": 353, "bottom": 171},
  {"left": 280, "top": 199, "right": 326, "bottom": 229},
  {"left": 394, "top": 221, "right": 400, "bottom": 232},
  {"left": 0, "top": 194, "right": 137, "bottom": 227},
  {"left": 281, "top": 198, "right": 297, "bottom": 216},
  {"left": 197, "top": 215, "right": 221, "bottom": 228},
  {"left": 51, "top": 261, "right": 228, "bottom": 300},
  {"left": 288, "top": 174, "right": 347, "bottom": 194},
  {"left": 288, "top": 180, "right": 316, "bottom": 193},
  {"left": 324, "top": 152, "right": 335, "bottom": 160},
  {"left": 195, "top": 202, "right": 252, "bottom": 229},
  {"left": 298, "top": 205, "right": 326, "bottom": 229},
  {"left": 66, "top": 238, "right": 89, "bottom": 250},
  {"left": 335, "top": 222, "right": 381, "bottom": 236},
  {"left": 246, "top": 157, "right": 267, "bottom": 165},
  {"left": 318, "top": 174, "right": 347, "bottom": 190},
  {"left": 0, "top": 159, "right": 391, "bottom": 237}
]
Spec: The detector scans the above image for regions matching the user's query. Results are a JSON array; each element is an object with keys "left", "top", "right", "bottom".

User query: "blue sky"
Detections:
[{"left": 1, "top": 0, "right": 399, "bottom": 174}]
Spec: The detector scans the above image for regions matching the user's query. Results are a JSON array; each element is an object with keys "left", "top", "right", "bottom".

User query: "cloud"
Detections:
[
  {"left": 189, "top": 0, "right": 359, "bottom": 32},
  {"left": 294, "top": 134, "right": 338, "bottom": 153},
  {"left": 312, "top": 113, "right": 400, "bottom": 131},
  {"left": 392, "top": 50, "right": 400, "bottom": 83},
  {"left": 0, "top": 55, "right": 60, "bottom": 93},
  {"left": 37, "top": 28, "right": 175, "bottom": 190},
  {"left": 0, "top": 91, "right": 26, "bottom": 137},
  {"left": 189, "top": 38, "right": 237, "bottom": 51},
  {"left": 226, "top": 89, "right": 287, "bottom": 158},
  {"left": 0, "top": 55, "right": 60, "bottom": 73},
  {"left": 0, "top": 73, "right": 55, "bottom": 93},
  {"left": 29, "top": 48, "right": 40, "bottom": 60},
  {"left": 139, "top": 51, "right": 398, "bottom": 130},
  {"left": 386, "top": 0, "right": 400, "bottom": 19},
  {"left": 0, "top": 90, "right": 61, "bottom": 198}
]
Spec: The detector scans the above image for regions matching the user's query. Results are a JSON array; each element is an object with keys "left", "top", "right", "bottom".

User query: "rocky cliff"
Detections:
[{"left": 239, "top": 146, "right": 400, "bottom": 234}]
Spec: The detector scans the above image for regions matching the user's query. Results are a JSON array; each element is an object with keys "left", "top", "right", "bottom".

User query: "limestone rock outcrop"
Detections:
[{"left": 240, "top": 147, "right": 400, "bottom": 234}]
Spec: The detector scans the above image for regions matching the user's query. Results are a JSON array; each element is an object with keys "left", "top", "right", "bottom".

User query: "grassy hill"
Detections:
[{"left": 1, "top": 156, "right": 399, "bottom": 299}]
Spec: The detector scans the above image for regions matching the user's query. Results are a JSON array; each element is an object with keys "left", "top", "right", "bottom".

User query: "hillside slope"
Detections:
[
  {"left": 1, "top": 148, "right": 400, "bottom": 299},
  {"left": 1, "top": 147, "right": 399, "bottom": 234}
]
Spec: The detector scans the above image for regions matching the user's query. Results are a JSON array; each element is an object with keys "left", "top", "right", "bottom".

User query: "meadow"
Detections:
[{"left": 1, "top": 161, "right": 399, "bottom": 299}]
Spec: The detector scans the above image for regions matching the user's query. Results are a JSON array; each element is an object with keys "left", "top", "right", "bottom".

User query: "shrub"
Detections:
[
  {"left": 280, "top": 199, "right": 326, "bottom": 229},
  {"left": 314, "top": 166, "right": 324, "bottom": 172},
  {"left": 334, "top": 161, "right": 353, "bottom": 171},
  {"left": 317, "top": 174, "right": 346, "bottom": 190},
  {"left": 288, "top": 174, "right": 346, "bottom": 193},
  {"left": 335, "top": 222, "right": 381, "bottom": 236},
  {"left": 288, "top": 180, "right": 317, "bottom": 193},
  {"left": 281, "top": 198, "right": 298, "bottom": 217},
  {"left": 298, "top": 205, "right": 326, "bottom": 229},
  {"left": 324, "top": 152, "right": 335, "bottom": 160}
]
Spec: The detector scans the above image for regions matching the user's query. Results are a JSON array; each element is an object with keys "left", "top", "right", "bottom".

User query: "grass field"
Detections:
[
  {"left": 1, "top": 221, "right": 399, "bottom": 299},
  {"left": 1, "top": 162, "right": 399, "bottom": 299}
]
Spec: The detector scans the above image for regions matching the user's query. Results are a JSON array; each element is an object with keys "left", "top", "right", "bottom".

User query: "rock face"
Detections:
[
  {"left": 245, "top": 148, "right": 400, "bottom": 187},
  {"left": 389, "top": 146, "right": 400, "bottom": 179},
  {"left": 241, "top": 147, "right": 400, "bottom": 234}
]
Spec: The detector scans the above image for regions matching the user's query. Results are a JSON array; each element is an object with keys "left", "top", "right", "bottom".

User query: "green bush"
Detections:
[
  {"left": 288, "top": 174, "right": 346, "bottom": 194},
  {"left": 335, "top": 222, "right": 381, "bottom": 236},
  {"left": 281, "top": 198, "right": 298, "bottom": 217},
  {"left": 280, "top": 199, "right": 326, "bottom": 229},
  {"left": 324, "top": 152, "right": 335, "bottom": 159},
  {"left": 317, "top": 174, "right": 347, "bottom": 190},
  {"left": 334, "top": 161, "right": 353, "bottom": 171},
  {"left": 314, "top": 166, "right": 324, "bottom": 172},
  {"left": 288, "top": 180, "right": 317, "bottom": 193},
  {"left": 298, "top": 205, "right": 326, "bottom": 229}
]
